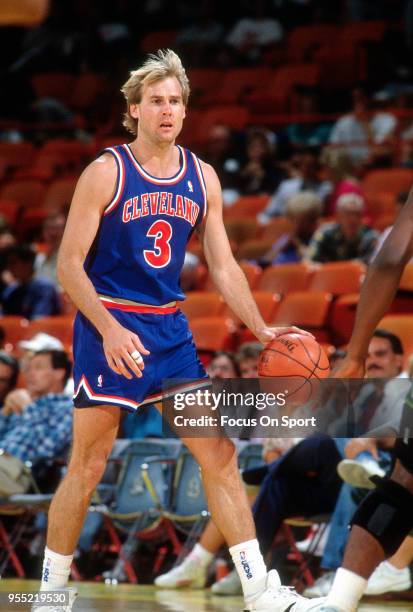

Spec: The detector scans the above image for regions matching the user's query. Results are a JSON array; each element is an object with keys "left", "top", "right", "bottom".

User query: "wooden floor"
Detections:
[{"left": 0, "top": 580, "right": 413, "bottom": 611}]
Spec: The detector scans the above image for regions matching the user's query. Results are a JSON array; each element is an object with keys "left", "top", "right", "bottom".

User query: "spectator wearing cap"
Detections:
[
  {"left": 307, "top": 193, "right": 378, "bottom": 264},
  {"left": 0, "top": 350, "right": 73, "bottom": 496},
  {"left": 257, "top": 149, "right": 331, "bottom": 223},
  {"left": 3, "top": 334, "right": 73, "bottom": 418},
  {"left": 1, "top": 245, "right": 61, "bottom": 320}
]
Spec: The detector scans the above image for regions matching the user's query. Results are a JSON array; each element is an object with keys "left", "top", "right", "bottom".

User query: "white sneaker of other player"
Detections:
[
  {"left": 337, "top": 457, "right": 385, "bottom": 490},
  {"left": 154, "top": 556, "right": 208, "bottom": 589},
  {"left": 303, "top": 571, "right": 335, "bottom": 598},
  {"left": 364, "top": 560, "right": 412, "bottom": 595},
  {"left": 244, "top": 570, "right": 326, "bottom": 611},
  {"left": 31, "top": 588, "right": 77, "bottom": 612},
  {"left": 211, "top": 568, "right": 243, "bottom": 595}
]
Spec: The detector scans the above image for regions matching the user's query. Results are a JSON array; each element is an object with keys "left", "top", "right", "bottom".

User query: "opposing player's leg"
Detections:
[
  {"left": 39, "top": 406, "right": 120, "bottom": 597},
  {"left": 317, "top": 451, "right": 413, "bottom": 612},
  {"left": 182, "top": 435, "right": 323, "bottom": 611}
]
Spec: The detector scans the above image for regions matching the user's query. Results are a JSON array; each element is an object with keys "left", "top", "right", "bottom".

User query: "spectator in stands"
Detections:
[
  {"left": 321, "top": 147, "right": 363, "bottom": 216},
  {"left": 329, "top": 87, "right": 398, "bottom": 167},
  {"left": 284, "top": 86, "right": 333, "bottom": 149},
  {"left": 34, "top": 209, "right": 67, "bottom": 287},
  {"left": 203, "top": 124, "right": 242, "bottom": 206},
  {"left": 238, "top": 129, "right": 283, "bottom": 196},
  {"left": 257, "top": 148, "right": 331, "bottom": 223},
  {"left": 0, "top": 349, "right": 72, "bottom": 496},
  {"left": 1, "top": 244, "right": 61, "bottom": 319},
  {"left": 235, "top": 342, "right": 262, "bottom": 378},
  {"left": 225, "top": 0, "right": 284, "bottom": 63},
  {"left": 174, "top": 0, "right": 224, "bottom": 66},
  {"left": 207, "top": 351, "right": 240, "bottom": 378},
  {"left": 307, "top": 193, "right": 378, "bottom": 263},
  {"left": 259, "top": 191, "right": 322, "bottom": 265}
]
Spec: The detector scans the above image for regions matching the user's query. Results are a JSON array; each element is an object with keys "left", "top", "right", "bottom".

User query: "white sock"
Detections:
[
  {"left": 187, "top": 543, "right": 214, "bottom": 567},
  {"left": 229, "top": 539, "right": 268, "bottom": 600},
  {"left": 326, "top": 567, "right": 367, "bottom": 612},
  {"left": 40, "top": 547, "right": 73, "bottom": 591}
]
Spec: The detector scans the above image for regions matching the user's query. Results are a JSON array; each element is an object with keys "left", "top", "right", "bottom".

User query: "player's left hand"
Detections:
[{"left": 256, "top": 326, "right": 315, "bottom": 345}]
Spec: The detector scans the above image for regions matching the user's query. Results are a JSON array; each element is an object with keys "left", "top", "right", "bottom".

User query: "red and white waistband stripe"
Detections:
[{"left": 99, "top": 297, "right": 178, "bottom": 314}]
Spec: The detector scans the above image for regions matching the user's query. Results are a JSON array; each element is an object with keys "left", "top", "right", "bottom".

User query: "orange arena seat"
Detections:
[
  {"left": 224, "top": 218, "right": 260, "bottom": 244},
  {"left": 31, "top": 73, "right": 75, "bottom": 104},
  {"left": 26, "top": 316, "right": 75, "bottom": 350},
  {"left": 362, "top": 169, "right": 413, "bottom": 197},
  {"left": 186, "top": 69, "right": 223, "bottom": 104},
  {"left": 192, "top": 106, "right": 249, "bottom": 144},
  {"left": 0, "top": 142, "right": 35, "bottom": 173},
  {"left": 43, "top": 177, "right": 78, "bottom": 209},
  {"left": 272, "top": 291, "right": 333, "bottom": 341},
  {"left": 0, "top": 180, "right": 46, "bottom": 209},
  {"left": 179, "top": 292, "right": 224, "bottom": 320},
  {"left": 309, "top": 262, "right": 365, "bottom": 295},
  {"left": 222, "top": 291, "right": 281, "bottom": 327},
  {"left": 235, "top": 239, "right": 273, "bottom": 261},
  {"left": 247, "top": 64, "right": 320, "bottom": 113},
  {"left": 209, "top": 67, "right": 273, "bottom": 105},
  {"left": 190, "top": 317, "right": 236, "bottom": 352},
  {"left": 329, "top": 293, "right": 359, "bottom": 345},
  {"left": 0, "top": 317, "right": 30, "bottom": 352},
  {"left": 287, "top": 24, "right": 338, "bottom": 62},
  {"left": 69, "top": 73, "right": 107, "bottom": 110},
  {"left": 0, "top": 199, "right": 19, "bottom": 225},
  {"left": 259, "top": 217, "right": 293, "bottom": 242},
  {"left": 225, "top": 196, "right": 270, "bottom": 219},
  {"left": 258, "top": 263, "right": 313, "bottom": 294}
]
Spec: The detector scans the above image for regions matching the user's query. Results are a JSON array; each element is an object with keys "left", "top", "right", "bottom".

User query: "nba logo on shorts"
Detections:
[
  {"left": 187, "top": 180, "right": 193, "bottom": 192},
  {"left": 97, "top": 375, "right": 103, "bottom": 388}
]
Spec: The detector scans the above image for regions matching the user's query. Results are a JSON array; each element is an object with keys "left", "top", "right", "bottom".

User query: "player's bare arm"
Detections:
[
  {"left": 200, "top": 161, "right": 312, "bottom": 345},
  {"left": 335, "top": 185, "right": 413, "bottom": 378},
  {"left": 57, "top": 155, "right": 149, "bottom": 380}
]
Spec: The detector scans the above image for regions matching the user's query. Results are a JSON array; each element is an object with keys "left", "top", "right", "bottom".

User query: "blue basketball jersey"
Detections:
[{"left": 85, "top": 144, "right": 207, "bottom": 305}]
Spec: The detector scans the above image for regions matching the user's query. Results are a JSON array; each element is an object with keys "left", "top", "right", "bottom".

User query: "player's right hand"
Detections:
[
  {"left": 332, "top": 356, "right": 365, "bottom": 379},
  {"left": 102, "top": 323, "right": 150, "bottom": 379}
]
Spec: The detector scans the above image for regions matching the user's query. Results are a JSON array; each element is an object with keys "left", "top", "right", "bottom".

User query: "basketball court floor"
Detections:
[{"left": 1, "top": 580, "right": 413, "bottom": 611}]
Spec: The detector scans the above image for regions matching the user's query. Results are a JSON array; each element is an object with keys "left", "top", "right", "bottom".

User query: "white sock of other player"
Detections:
[
  {"left": 326, "top": 567, "right": 367, "bottom": 612},
  {"left": 187, "top": 543, "right": 214, "bottom": 567},
  {"left": 229, "top": 539, "right": 268, "bottom": 599},
  {"left": 40, "top": 546, "right": 73, "bottom": 591}
]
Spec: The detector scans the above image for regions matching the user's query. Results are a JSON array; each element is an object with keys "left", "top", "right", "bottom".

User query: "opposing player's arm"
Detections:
[
  {"left": 336, "top": 186, "right": 413, "bottom": 377},
  {"left": 57, "top": 155, "right": 149, "bottom": 379},
  {"left": 200, "top": 162, "right": 311, "bottom": 344}
]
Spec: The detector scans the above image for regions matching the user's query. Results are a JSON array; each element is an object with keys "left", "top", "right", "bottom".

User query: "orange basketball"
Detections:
[{"left": 258, "top": 333, "right": 330, "bottom": 379}]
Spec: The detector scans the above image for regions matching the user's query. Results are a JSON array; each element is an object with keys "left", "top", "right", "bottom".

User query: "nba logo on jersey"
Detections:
[
  {"left": 187, "top": 180, "right": 193, "bottom": 192},
  {"left": 97, "top": 375, "right": 103, "bottom": 388}
]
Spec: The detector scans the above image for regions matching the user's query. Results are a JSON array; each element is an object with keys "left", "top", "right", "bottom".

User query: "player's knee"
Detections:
[
  {"left": 197, "top": 437, "right": 237, "bottom": 474},
  {"left": 68, "top": 451, "right": 109, "bottom": 493},
  {"left": 351, "top": 476, "right": 413, "bottom": 557}
]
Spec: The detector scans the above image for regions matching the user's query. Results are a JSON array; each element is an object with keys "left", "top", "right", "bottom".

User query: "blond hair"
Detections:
[
  {"left": 285, "top": 191, "right": 323, "bottom": 217},
  {"left": 121, "top": 49, "right": 190, "bottom": 135}
]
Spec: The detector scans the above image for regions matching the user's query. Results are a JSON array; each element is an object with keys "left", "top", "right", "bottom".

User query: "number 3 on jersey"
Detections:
[{"left": 143, "top": 220, "right": 172, "bottom": 268}]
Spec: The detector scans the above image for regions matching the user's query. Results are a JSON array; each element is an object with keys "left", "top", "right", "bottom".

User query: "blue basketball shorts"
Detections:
[{"left": 73, "top": 307, "right": 208, "bottom": 412}]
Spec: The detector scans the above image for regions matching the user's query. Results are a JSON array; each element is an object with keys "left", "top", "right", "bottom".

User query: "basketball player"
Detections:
[
  {"left": 311, "top": 186, "right": 413, "bottom": 611},
  {"left": 33, "top": 50, "right": 323, "bottom": 612}
]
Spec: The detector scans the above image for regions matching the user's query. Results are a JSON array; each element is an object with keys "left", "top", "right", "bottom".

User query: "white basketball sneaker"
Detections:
[
  {"left": 154, "top": 556, "right": 208, "bottom": 589},
  {"left": 211, "top": 568, "right": 243, "bottom": 595},
  {"left": 365, "top": 560, "right": 411, "bottom": 595},
  {"left": 31, "top": 587, "right": 77, "bottom": 611},
  {"left": 244, "top": 570, "right": 326, "bottom": 611}
]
